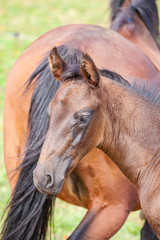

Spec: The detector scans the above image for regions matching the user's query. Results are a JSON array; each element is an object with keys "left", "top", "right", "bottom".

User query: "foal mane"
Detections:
[
  {"left": 100, "top": 69, "right": 160, "bottom": 106},
  {"left": 101, "top": 68, "right": 160, "bottom": 106},
  {"left": 110, "top": 0, "right": 160, "bottom": 47}
]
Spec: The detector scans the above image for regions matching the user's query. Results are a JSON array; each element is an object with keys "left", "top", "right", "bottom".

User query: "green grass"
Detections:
[{"left": 0, "top": 0, "right": 159, "bottom": 239}]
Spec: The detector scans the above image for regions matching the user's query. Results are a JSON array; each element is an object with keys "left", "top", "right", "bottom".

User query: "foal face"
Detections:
[{"left": 33, "top": 48, "right": 105, "bottom": 195}]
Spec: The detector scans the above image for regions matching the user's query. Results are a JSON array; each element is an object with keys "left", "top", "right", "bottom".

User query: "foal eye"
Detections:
[
  {"left": 73, "top": 108, "right": 94, "bottom": 128},
  {"left": 79, "top": 115, "right": 91, "bottom": 124}
]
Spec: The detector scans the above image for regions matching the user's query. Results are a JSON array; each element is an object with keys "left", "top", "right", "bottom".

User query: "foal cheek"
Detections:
[
  {"left": 71, "top": 125, "right": 89, "bottom": 146},
  {"left": 85, "top": 115, "right": 104, "bottom": 149}
]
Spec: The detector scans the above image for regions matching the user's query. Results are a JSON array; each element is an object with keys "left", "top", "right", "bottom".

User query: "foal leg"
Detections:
[
  {"left": 138, "top": 163, "right": 160, "bottom": 238},
  {"left": 141, "top": 194, "right": 160, "bottom": 238}
]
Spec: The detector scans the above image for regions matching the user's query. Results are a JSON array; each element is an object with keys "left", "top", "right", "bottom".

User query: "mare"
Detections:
[{"left": 2, "top": 0, "right": 160, "bottom": 240}]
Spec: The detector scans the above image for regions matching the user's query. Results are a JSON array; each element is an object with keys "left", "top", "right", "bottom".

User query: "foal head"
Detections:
[{"left": 33, "top": 47, "right": 106, "bottom": 195}]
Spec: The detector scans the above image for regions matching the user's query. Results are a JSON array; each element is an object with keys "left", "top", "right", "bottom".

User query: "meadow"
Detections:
[{"left": 1, "top": 0, "right": 160, "bottom": 239}]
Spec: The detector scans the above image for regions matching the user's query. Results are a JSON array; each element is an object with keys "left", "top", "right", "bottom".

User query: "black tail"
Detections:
[
  {"left": 110, "top": 0, "right": 160, "bottom": 46},
  {"left": 1, "top": 45, "right": 82, "bottom": 240}
]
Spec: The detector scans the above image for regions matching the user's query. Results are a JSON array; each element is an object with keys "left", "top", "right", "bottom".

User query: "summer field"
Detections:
[{"left": 0, "top": 0, "right": 160, "bottom": 239}]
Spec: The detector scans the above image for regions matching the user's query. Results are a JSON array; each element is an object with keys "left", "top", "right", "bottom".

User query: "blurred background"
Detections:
[{"left": 0, "top": 0, "right": 160, "bottom": 239}]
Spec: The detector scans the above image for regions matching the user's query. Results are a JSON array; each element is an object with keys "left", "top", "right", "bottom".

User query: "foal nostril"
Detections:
[{"left": 45, "top": 174, "right": 54, "bottom": 189}]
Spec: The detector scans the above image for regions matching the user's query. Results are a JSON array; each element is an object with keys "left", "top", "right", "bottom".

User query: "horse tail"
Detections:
[
  {"left": 1, "top": 45, "right": 82, "bottom": 240},
  {"left": 109, "top": 0, "right": 160, "bottom": 46}
]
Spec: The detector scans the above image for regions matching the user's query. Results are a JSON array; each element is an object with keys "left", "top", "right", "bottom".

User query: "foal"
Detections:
[{"left": 34, "top": 47, "right": 160, "bottom": 236}]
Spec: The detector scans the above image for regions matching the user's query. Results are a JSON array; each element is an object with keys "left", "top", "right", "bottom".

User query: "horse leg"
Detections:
[
  {"left": 68, "top": 202, "right": 132, "bottom": 240},
  {"left": 68, "top": 148, "right": 139, "bottom": 240},
  {"left": 110, "top": 0, "right": 160, "bottom": 71}
]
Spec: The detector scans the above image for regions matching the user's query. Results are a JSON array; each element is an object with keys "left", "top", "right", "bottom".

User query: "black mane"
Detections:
[
  {"left": 110, "top": 0, "right": 125, "bottom": 22},
  {"left": 110, "top": 0, "right": 160, "bottom": 47},
  {"left": 99, "top": 68, "right": 130, "bottom": 87},
  {"left": 128, "top": 80, "right": 160, "bottom": 106},
  {"left": 100, "top": 69, "right": 160, "bottom": 106}
]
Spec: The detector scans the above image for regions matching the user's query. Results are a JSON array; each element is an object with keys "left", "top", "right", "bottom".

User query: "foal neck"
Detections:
[{"left": 99, "top": 78, "right": 160, "bottom": 186}]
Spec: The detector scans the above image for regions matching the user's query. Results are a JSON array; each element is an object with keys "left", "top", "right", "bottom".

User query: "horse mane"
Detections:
[
  {"left": 110, "top": 0, "right": 125, "bottom": 22},
  {"left": 109, "top": 0, "right": 160, "bottom": 47},
  {"left": 99, "top": 69, "right": 130, "bottom": 87},
  {"left": 100, "top": 68, "right": 160, "bottom": 106},
  {"left": 128, "top": 81, "right": 160, "bottom": 106}
]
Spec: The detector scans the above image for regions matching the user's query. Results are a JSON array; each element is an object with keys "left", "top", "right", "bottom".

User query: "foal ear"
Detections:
[
  {"left": 80, "top": 52, "right": 100, "bottom": 86},
  {"left": 49, "top": 47, "right": 67, "bottom": 80}
]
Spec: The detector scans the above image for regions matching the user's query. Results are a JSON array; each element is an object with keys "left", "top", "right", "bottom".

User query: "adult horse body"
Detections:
[
  {"left": 2, "top": 22, "right": 160, "bottom": 240},
  {"left": 3, "top": 25, "right": 141, "bottom": 240}
]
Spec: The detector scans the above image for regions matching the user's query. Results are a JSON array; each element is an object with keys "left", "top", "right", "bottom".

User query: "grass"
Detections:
[{"left": 1, "top": 0, "right": 160, "bottom": 239}]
